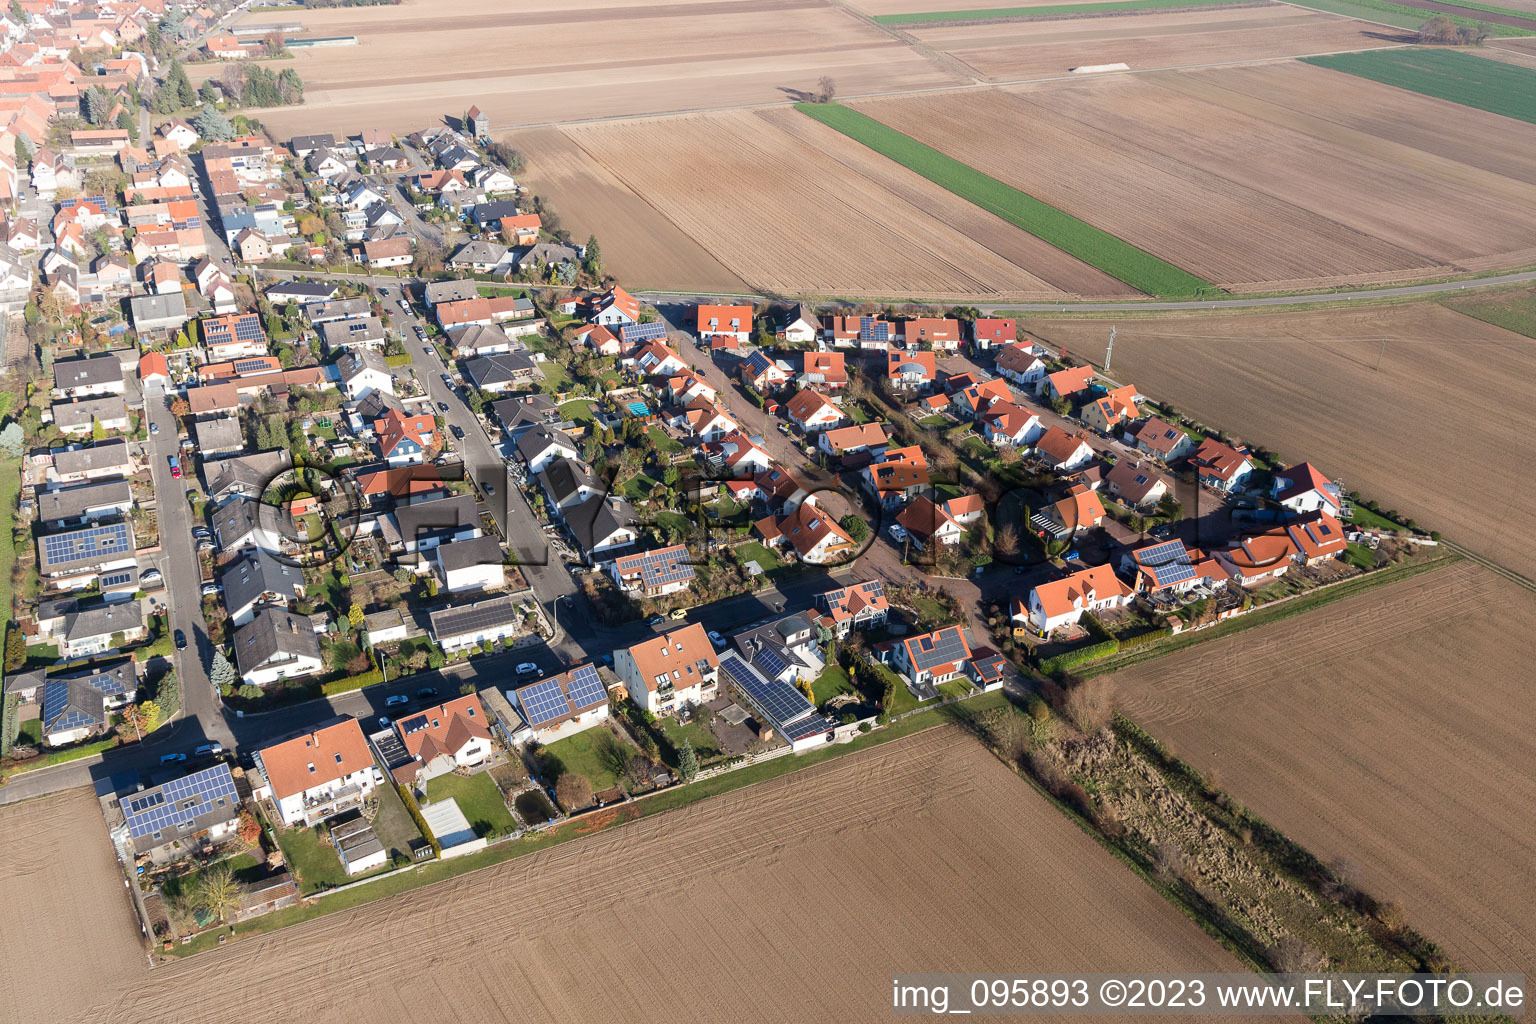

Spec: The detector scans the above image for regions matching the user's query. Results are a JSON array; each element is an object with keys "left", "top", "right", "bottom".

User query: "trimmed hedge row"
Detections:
[
  {"left": 1038, "top": 639, "right": 1119, "bottom": 676},
  {"left": 321, "top": 668, "right": 384, "bottom": 696},
  {"left": 397, "top": 784, "right": 442, "bottom": 859}
]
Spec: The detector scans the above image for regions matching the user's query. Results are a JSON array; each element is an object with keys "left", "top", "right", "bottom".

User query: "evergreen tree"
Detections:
[
  {"left": 84, "top": 85, "right": 111, "bottom": 126},
  {"left": 194, "top": 104, "right": 233, "bottom": 141},
  {"left": 199, "top": 79, "right": 219, "bottom": 107},
  {"left": 582, "top": 234, "right": 602, "bottom": 277},
  {"left": 115, "top": 109, "right": 137, "bottom": 141},
  {"left": 209, "top": 652, "right": 237, "bottom": 692},
  {"left": 676, "top": 740, "right": 698, "bottom": 783}
]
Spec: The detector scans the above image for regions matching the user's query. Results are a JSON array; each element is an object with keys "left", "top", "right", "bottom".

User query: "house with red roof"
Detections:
[
  {"left": 818, "top": 421, "right": 888, "bottom": 463},
  {"left": 755, "top": 500, "right": 856, "bottom": 565},
  {"left": 1040, "top": 364, "right": 1097, "bottom": 400},
  {"left": 374, "top": 408, "right": 436, "bottom": 466},
  {"left": 391, "top": 694, "right": 493, "bottom": 785},
  {"left": 949, "top": 377, "right": 1014, "bottom": 420},
  {"left": 885, "top": 625, "right": 971, "bottom": 690},
  {"left": 592, "top": 285, "right": 639, "bottom": 326},
  {"left": 971, "top": 318, "right": 1017, "bottom": 351},
  {"left": 785, "top": 388, "right": 846, "bottom": 433},
  {"left": 1050, "top": 487, "right": 1105, "bottom": 536},
  {"left": 981, "top": 401, "right": 1044, "bottom": 448},
  {"left": 695, "top": 304, "right": 752, "bottom": 344},
  {"left": 1023, "top": 565, "right": 1134, "bottom": 634},
  {"left": 1271, "top": 462, "right": 1341, "bottom": 515},
  {"left": 1131, "top": 416, "right": 1195, "bottom": 462},
  {"left": 800, "top": 351, "right": 847, "bottom": 390},
  {"left": 254, "top": 718, "right": 376, "bottom": 826},
  {"left": 895, "top": 495, "right": 963, "bottom": 549},
  {"left": 902, "top": 317, "right": 961, "bottom": 352},
  {"left": 1032, "top": 425, "right": 1094, "bottom": 471},
  {"left": 700, "top": 431, "right": 772, "bottom": 477},
  {"left": 1189, "top": 438, "right": 1253, "bottom": 492},
  {"left": 886, "top": 349, "right": 936, "bottom": 392},
  {"left": 1083, "top": 383, "right": 1143, "bottom": 433},
  {"left": 1104, "top": 458, "right": 1168, "bottom": 508},
  {"left": 861, "top": 446, "right": 929, "bottom": 509},
  {"left": 813, "top": 579, "right": 890, "bottom": 638},
  {"left": 574, "top": 322, "right": 622, "bottom": 357}
]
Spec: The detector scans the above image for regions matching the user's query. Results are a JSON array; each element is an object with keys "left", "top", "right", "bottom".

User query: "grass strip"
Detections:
[
  {"left": 163, "top": 691, "right": 1008, "bottom": 957},
  {"left": 1286, "top": 0, "right": 1536, "bottom": 33},
  {"left": 1304, "top": 47, "right": 1536, "bottom": 119},
  {"left": 794, "top": 102, "right": 1213, "bottom": 298},
  {"left": 1428, "top": 0, "right": 1536, "bottom": 20},
  {"left": 1440, "top": 287, "right": 1536, "bottom": 338},
  {"left": 874, "top": 0, "right": 1245, "bottom": 23}
]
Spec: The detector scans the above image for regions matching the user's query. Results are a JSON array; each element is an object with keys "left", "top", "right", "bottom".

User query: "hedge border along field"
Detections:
[
  {"left": 871, "top": 0, "right": 1245, "bottom": 24},
  {"left": 794, "top": 103, "right": 1213, "bottom": 297},
  {"left": 1287, "top": 0, "right": 1536, "bottom": 33},
  {"left": 1303, "top": 48, "right": 1536, "bottom": 123}
]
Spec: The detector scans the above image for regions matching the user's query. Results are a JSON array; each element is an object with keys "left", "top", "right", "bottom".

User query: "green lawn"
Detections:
[
  {"left": 646, "top": 426, "right": 683, "bottom": 454},
  {"left": 370, "top": 781, "right": 424, "bottom": 861},
  {"left": 874, "top": 0, "right": 1245, "bottom": 21},
  {"left": 917, "top": 414, "right": 950, "bottom": 428},
  {"left": 659, "top": 718, "right": 722, "bottom": 763},
  {"left": 811, "top": 664, "right": 854, "bottom": 705},
  {"left": 275, "top": 825, "right": 348, "bottom": 893},
  {"left": 1304, "top": 50, "right": 1536, "bottom": 120},
  {"left": 541, "top": 727, "right": 631, "bottom": 790},
  {"left": 938, "top": 678, "right": 974, "bottom": 700},
  {"left": 558, "top": 399, "right": 595, "bottom": 423},
  {"left": 846, "top": 404, "right": 872, "bottom": 425},
  {"left": 1345, "top": 503, "right": 1403, "bottom": 532},
  {"left": 734, "top": 541, "right": 784, "bottom": 574},
  {"left": 795, "top": 103, "right": 1212, "bottom": 297},
  {"left": 1343, "top": 542, "right": 1377, "bottom": 570},
  {"left": 1290, "top": 0, "right": 1534, "bottom": 31},
  {"left": 16, "top": 718, "right": 41, "bottom": 746},
  {"left": 620, "top": 472, "right": 659, "bottom": 503},
  {"left": 424, "top": 771, "right": 517, "bottom": 839}
]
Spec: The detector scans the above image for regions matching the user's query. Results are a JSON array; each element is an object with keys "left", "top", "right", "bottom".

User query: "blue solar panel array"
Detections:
[
  {"left": 1136, "top": 540, "right": 1187, "bottom": 567},
  {"left": 720, "top": 653, "right": 812, "bottom": 725},
  {"left": 628, "top": 548, "right": 694, "bottom": 589},
  {"left": 124, "top": 764, "right": 238, "bottom": 840},
  {"left": 99, "top": 570, "right": 134, "bottom": 589},
  {"left": 751, "top": 645, "right": 788, "bottom": 681},
  {"left": 909, "top": 626, "right": 968, "bottom": 672},
  {"left": 41, "top": 522, "right": 132, "bottom": 566},
  {"left": 564, "top": 664, "right": 607, "bottom": 710},
  {"left": 621, "top": 321, "right": 667, "bottom": 344},
  {"left": 516, "top": 676, "right": 571, "bottom": 727},
  {"left": 858, "top": 317, "right": 890, "bottom": 343},
  {"left": 1152, "top": 562, "right": 1198, "bottom": 587}
]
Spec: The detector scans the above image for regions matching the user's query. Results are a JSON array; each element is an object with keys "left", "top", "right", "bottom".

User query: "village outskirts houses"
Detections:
[
  {"left": 254, "top": 719, "right": 378, "bottom": 827},
  {"left": 614, "top": 623, "right": 720, "bottom": 715}
]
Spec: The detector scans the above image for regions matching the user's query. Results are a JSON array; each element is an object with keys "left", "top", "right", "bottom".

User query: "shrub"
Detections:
[
  {"left": 321, "top": 667, "right": 383, "bottom": 696},
  {"left": 397, "top": 784, "right": 441, "bottom": 858}
]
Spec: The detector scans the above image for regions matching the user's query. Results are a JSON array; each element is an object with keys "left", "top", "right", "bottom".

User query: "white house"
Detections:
[
  {"left": 391, "top": 694, "right": 494, "bottom": 785},
  {"left": 1024, "top": 564, "right": 1134, "bottom": 634},
  {"left": 508, "top": 663, "right": 612, "bottom": 745},
  {"left": 433, "top": 536, "right": 507, "bottom": 593},
  {"left": 337, "top": 348, "right": 394, "bottom": 402},
  {"left": 785, "top": 388, "right": 845, "bottom": 433},
  {"left": 1032, "top": 426, "right": 1094, "bottom": 472},
  {"left": 428, "top": 594, "right": 523, "bottom": 652},
  {"left": 232, "top": 608, "right": 325, "bottom": 687},
  {"left": 981, "top": 402, "right": 1044, "bottom": 448},
  {"left": 1272, "top": 462, "right": 1341, "bottom": 515},
  {"left": 615, "top": 623, "right": 720, "bottom": 715},
  {"left": 254, "top": 719, "right": 378, "bottom": 826}
]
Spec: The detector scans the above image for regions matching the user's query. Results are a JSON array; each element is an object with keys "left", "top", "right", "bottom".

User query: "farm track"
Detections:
[{"left": 1442, "top": 541, "right": 1536, "bottom": 593}]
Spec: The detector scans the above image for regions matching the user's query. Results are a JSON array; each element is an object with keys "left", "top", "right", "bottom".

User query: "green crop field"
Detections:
[
  {"left": 1288, "top": 0, "right": 1536, "bottom": 32},
  {"left": 1303, "top": 48, "right": 1536, "bottom": 122},
  {"left": 795, "top": 103, "right": 1212, "bottom": 298},
  {"left": 1430, "top": 0, "right": 1536, "bottom": 19},
  {"left": 873, "top": 0, "right": 1245, "bottom": 24}
]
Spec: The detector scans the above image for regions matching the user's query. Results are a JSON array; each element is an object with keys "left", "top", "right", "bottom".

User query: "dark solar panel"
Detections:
[
  {"left": 516, "top": 677, "right": 569, "bottom": 726},
  {"left": 564, "top": 664, "right": 606, "bottom": 709},
  {"left": 42, "top": 522, "right": 132, "bottom": 565},
  {"left": 910, "top": 626, "right": 967, "bottom": 672},
  {"left": 124, "top": 765, "right": 238, "bottom": 839},
  {"left": 752, "top": 645, "right": 789, "bottom": 680},
  {"left": 719, "top": 653, "right": 817, "bottom": 729},
  {"left": 1136, "top": 540, "right": 1187, "bottom": 567},
  {"left": 622, "top": 321, "right": 667, "bottom": 344},
  {"left": 1153, "top": 563, "right": 1198, "bottom": 587}
]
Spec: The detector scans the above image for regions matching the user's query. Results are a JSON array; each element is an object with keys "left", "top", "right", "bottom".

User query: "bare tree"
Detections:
[
  {"left": 193, "top": 863, "right": 243, "bottom": 923},
  {"left": 993, "top": 522, "right": 1019, "bottom": 558},
  {"left": 1267, "top": 936, "right": 1323, "bottom": 973},
  {"left": 1062, "top": 677, "right": 1116, "bottom": 733},
  {"left": 816, "top": 75, "right": 837, "bottom": 103},
  {"left": 219, "top": 63, "right": 245, "bottom": 105},
  {"left": 554, "top": 772, "right": 593, "bottom": 812}
]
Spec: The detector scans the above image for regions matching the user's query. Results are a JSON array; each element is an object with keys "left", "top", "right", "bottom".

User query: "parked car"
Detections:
[
  {"left": 646, "top": 614, "right": 666, "bottom": 626},
  {"left": 193, "top": 743, "right": 223, "bottom": 757},
  {"left": 386, "top": 694, "right": 408, "bottom": 707},
  {"left": 159, "top": 752, "right": 186, "bottom": 765},
  {"left": 515, "top": 662, "right": 540, "bottom": 676},
  {"left": 668, "top": 608, "right": 687, "bottom": 620},
  {"left": 1149, "top": 524, "right": 1174, "bottom": 539},
  {"left": 707, "top": 630, "right": 726, "bottom": 647},
  {"left": 415, "top": 686, "right": 438, "bottom": 699},
  {"left": 140, "top": 568, "right": 162, "bottom": 583},
  {"left": 200, "top": 583, "right": 219, "bottom": 596},
  {"left": 174, "top": 629, "right": 187, "bottom": 651},
  {"left": 149, "top": 422, "right": 159, "bottom": 435},
  {"left": 378, "top": 716, "right": 391, "bottom": 730},
  {"left": 482, "top": 480, "right": 495, "bottom": 495},
  {"left": 450, "top": 425, "right": 464, "bottom": 440},
  {"left": 438, "top": 401, "right": 450, "bottom": 412}
]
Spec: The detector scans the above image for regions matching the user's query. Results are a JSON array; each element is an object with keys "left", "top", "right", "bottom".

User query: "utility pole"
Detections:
[
  {"left": 1104, "top": 325, "right": 1116, "bottom": 375},
  {"left": 1374, "top": 338, "right": 1386, "bottom": 371}
]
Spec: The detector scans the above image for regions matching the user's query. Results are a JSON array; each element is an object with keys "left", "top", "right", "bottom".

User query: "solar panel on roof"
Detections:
[
  {"left": 564, "top": 664, "right": 606, "bottom": 710},
  {"left": 100, "top": 570, "right": 134, "bottom": 588},
  {"left": 516, "top": 677, "right": 570, "bottom": 727},
  {"left": 910, "top": 627, "right": 968, "bottom": 672},
  {"left": 751, "top": 645, "right": 789, "bottom": 680},
  {"left": 1154, "top": 563, "right": 1198, "bottom": 587},
  {"left": 622, "top": 321, "right": 666, "bottom": 343},
  {"left": 123, "top": 765, "right": 238, "bottom": 840},
  {"left": 42, "top": 522, "right": 132, "bottom": 566},
  {"left": 858, "top": 317, "right": 890, "bottom": 343},
  {"left": 1136, "top": 540, "right": 1187, "bottom": 567}
]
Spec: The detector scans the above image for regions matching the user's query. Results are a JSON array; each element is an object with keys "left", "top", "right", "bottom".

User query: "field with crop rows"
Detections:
[
  {"left": 795, "top": 102, "right": 1211, "bottom": 297},
  {"left": 1303, "top": 48, "right": 1536, "bottom": 122},
  {"left": 871, "top": 0, "right": 1250, "bottom": 24}
]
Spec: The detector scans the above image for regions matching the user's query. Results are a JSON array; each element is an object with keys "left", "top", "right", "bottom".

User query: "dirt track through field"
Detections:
[
  {"left": 16, "top": 730, "right": 1261, "bottom": 1023},
  {"left": 1112, "top": 561, "right": 1536, "bottom": 976},
  {"left": 1020, "top": 303, "right": 1536, "bottom": 580}
]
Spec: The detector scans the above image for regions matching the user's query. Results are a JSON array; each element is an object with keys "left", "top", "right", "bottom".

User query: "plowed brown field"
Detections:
[
  {"left": 0, "top": 789, "right": 145, "bottom": 1024},
  {"left": 538, "top": 108, "right": 1132, "bottom": 298},
  {"left": 16, "top": 730, "right": 1258, "bottom": 1024},
  {"left": 1019, "top": 303, "right": 1536, "bottom": 579},
  {"left": 1112, "top": 562, "right": 1536, "bottom": 976},
  {"left": 235, "top": 0, "right": 963, "bottom": 138},
  {"left": 854, "top": 62, "right": 1536, "bottom": 290},
  {"left": 911, "top": 5, "right": 1409, "bottom": 81}
]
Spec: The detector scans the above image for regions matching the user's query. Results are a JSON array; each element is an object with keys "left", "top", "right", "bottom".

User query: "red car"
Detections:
[{"left": 168, "top": 455, "right": 181, "bottom": 479}]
